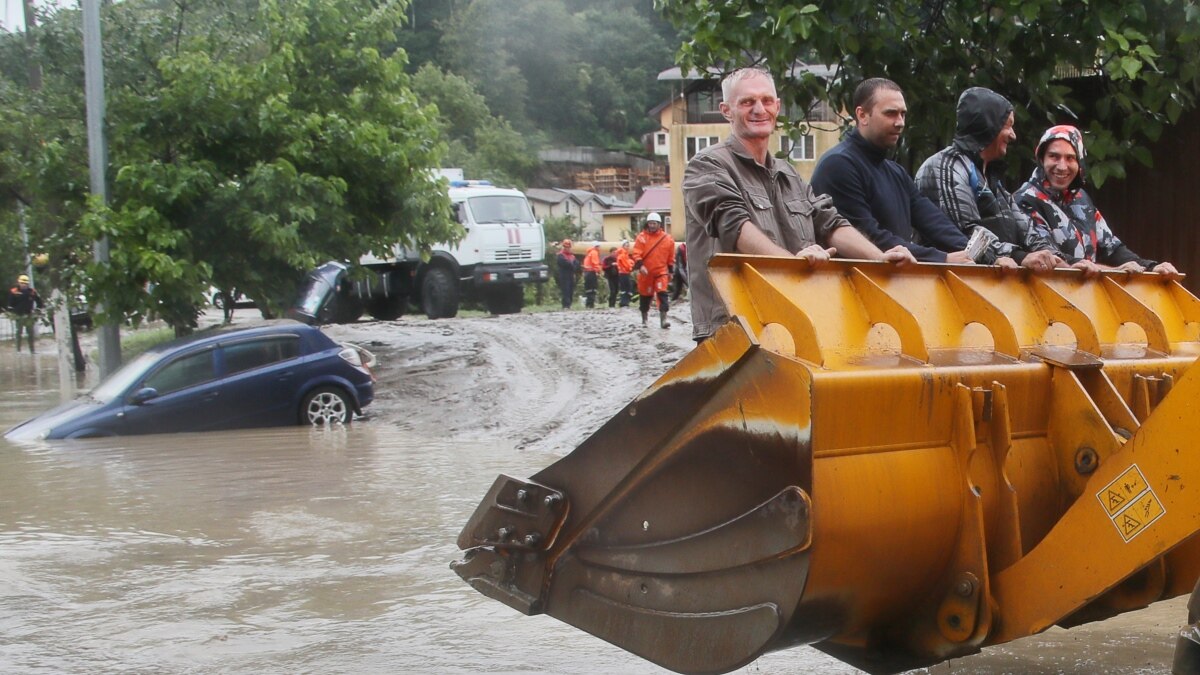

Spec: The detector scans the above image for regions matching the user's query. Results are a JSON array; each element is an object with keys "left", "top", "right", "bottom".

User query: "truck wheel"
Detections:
[
  {"left": 422, "top": 267, "right": 459, "bottom": 319},
  {"left": 484, "top": 285, "right": 524, "bottom": 315},
  {"left": 332, "top": 294, "right": 365, "bottom": 324},
  {"left": 367, "top": 295, "right": 406, "bottom": 321}
]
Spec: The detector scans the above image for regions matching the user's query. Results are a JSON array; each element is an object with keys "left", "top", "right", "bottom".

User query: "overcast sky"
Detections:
[{"left": 2, "top": 0, "right": 72, "bottom": 33}]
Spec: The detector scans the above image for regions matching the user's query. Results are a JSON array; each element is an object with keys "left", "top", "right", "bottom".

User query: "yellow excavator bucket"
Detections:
[{"left": 453, "top": 256, "right": 1200, "bottom": 674}]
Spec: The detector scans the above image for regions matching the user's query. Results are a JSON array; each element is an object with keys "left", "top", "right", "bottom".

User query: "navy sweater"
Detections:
[{"left": 811, "top": 129, "right": 967, "bottom": 262}]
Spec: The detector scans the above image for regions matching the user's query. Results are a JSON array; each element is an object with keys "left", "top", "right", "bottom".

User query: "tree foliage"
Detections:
[
  {"left": 1, "top": 0, "right": 456, "bottom": 332},
  {"left": 410, "top": 64, "right": 539, "bottom": 187},
  {"left": 541, "top": 213, "right": 581, "bottom": 246},
  {"left": 0, "top": 5, "right": 95, "bottom": 304},
  {"left": 1, "top": 0, "right": 683, "bottom": 335},
  {"left": 656, "top": 0, "right": 1200, "bottom": 184},
  {"left": 435, "top": 0, "right": 675, "bottom": 149}
]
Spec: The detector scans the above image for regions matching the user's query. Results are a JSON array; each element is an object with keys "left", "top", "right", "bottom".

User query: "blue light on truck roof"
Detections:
[{"left": 449, "top": 180, "right": 494, "bottom": 187}]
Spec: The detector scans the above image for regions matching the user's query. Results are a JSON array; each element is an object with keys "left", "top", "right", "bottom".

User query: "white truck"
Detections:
[{"left": 294, "top": 178, "right": 550, "bottom": 323}]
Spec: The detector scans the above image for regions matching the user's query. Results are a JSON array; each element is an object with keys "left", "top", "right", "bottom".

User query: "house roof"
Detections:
[
  {"left": 633, "top": 186, "right": 672, "bottom": 211},
  {"left": 526, "top": 188, "right": 633, "bottom": 209},
  {"left": 604, "top": 186, "right": 672, "bottom": 215},
  {"left": 648, "top": 94, "right": 682, "bottom": 118},
  {"left": 525, "top": 188, "right": 572, "bottom": 205}
]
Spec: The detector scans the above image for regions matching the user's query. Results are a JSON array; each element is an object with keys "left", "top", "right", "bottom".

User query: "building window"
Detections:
[
  {"left": 686, "top": 135, "right": 720, "bottom": 160},
  {"left": 685, "top": 87, "right": 725, "bottom": 124},
  {"left": 656, "top": 132, "right": 667, "bottom": 145},
  {"left": 782, "top": 134, "right": 817, "bottom": 161}
]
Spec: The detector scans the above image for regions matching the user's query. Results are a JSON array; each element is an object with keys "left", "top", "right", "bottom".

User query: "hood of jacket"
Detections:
[
  {"left": 951, "top": 87, "right": 1014, "bottom": 156},
  {"left": 1030, "top": 124, "right": 1087, "bottom": 192}
]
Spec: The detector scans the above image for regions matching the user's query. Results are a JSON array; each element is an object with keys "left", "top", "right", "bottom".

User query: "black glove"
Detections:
[{"left": 632, "top": 260, "right": 643, "bottom": 271}]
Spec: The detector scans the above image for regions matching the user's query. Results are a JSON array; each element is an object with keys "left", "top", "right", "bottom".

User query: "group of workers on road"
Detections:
[
  {"left": 683, "top": 68, "right": 1180, "bottom": 342},
  {"left": 554, "top": 211, "right": 688, "bottom": 329}
]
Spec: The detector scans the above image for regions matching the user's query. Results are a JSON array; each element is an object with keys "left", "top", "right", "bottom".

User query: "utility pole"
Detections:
[
  {"left": 82, "top": 0, "right": 121, "bottom": 378},
  {"left": 21, "top": 0, "right": 42, "bottom": 90},
  {"left": 18, "top": 0, "right": 36, "bottom": 284},
  {"left": 22, "top": 0, "right": 77, "bottom": 391}
]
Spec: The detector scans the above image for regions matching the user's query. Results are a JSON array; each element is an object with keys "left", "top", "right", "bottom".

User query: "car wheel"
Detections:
[
  {"left": 300, "top": 386, "right": 352, "bottom": 426},
  {"left": 422, "top": 267, "right": 459, "bottom": 319}
]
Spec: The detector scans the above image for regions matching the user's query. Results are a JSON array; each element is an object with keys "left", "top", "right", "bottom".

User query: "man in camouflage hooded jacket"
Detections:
[{"left": 1014, "top": 125, "right": 1178, "bottom": 276}]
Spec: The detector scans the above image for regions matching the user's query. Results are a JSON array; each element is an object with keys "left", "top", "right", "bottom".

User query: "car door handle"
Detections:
[
  {"left": 276, "top": 371, "right": 294, "bottom": 382},
  {"left": 202, "top": 392, "right": 220, "bottom": 402}
]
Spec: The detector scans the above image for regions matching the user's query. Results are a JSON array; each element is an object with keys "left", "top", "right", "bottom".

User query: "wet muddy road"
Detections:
[{"left": 0, "top": 308, "right": 1186, "bottom": 673}]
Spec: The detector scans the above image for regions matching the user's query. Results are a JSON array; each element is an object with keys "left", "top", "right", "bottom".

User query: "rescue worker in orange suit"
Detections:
[
  {"left": 556, "top": 239, "right": 579, "bottom": 309},
  {"left": 602, "top": 246, "right": 620, "bottom": 308},
  {"left": 616, "top": 240, "right": 634, "bottom": 307},
  {"left": 582, "top": 241, "right": 603, "bottom": 308},
  {"left": 8, "top": 274, "right": 43, "bottom": 353},
  {"left": 632, "top": 212, "right": 676, "bottom": 328}
]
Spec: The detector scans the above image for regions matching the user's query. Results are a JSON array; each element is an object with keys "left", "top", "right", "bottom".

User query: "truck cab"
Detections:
[
  {"left": 429, "top": 181, "right": 550, "bottom": 316},
  {"left": 337, "top": 179, "right": 549, "bottom": 321}
]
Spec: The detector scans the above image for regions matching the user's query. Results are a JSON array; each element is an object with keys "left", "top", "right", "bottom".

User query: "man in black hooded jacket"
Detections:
[{"left": 915, "top": 87, "right": 1063, "bottom": 271}]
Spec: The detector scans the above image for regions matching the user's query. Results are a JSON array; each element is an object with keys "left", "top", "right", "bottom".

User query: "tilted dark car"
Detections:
[
  {"left": 5, "top": 320, "right": 375, "bottom": 440},
  {"left": 288, "top": 261, "right": 364, "bottom": 325}
]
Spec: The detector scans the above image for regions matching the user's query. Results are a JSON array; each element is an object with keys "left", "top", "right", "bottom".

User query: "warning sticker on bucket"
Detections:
[{"left": 1096, "top": 464, "right": 1165, "bottom": 542}]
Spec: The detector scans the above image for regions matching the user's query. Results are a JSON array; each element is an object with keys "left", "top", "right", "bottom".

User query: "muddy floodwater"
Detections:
[{"left": 0, "top": 316, "right": 1188, "bottom": 674}]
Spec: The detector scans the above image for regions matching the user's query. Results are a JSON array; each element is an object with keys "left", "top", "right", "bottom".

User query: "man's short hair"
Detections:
[
  {"left": 853, "top": 78, "right": 903, "bottom": 112},
  {"left": 721, "top": 67, "right": 775, "bottom": 103}
]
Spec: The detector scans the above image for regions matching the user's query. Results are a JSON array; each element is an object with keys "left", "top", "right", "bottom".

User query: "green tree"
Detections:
[
  {"left": 657, "top": 0, "right": 1200, "bottom": 184},
  {"left": 410, "top": 63, "right": 539, "bottom": 186},
  {"left": 438, "top": 0, "right": 674, "bottom": 148},
  {"left": 0, "top": 7, "right": 95, "bottom": 305},
  {"left": 541, "top": 213, "right": 580, "bottom": 245},
  {"left": 3, "top": 0, "right": 456, "bottom": 333}
]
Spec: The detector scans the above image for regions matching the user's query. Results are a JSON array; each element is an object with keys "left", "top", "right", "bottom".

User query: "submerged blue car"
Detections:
[{"left": 6, "top": 320, "right": 375, "bottom": 440}]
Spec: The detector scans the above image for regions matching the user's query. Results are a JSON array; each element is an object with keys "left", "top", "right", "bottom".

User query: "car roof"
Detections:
[{"left": 145, "top": 320, "right": 322, "bottom": 355}]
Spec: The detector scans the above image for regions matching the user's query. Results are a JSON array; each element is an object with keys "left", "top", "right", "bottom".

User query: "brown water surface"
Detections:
[{"left": 0, "top": 347, "right": 1182, "bottom": 674}]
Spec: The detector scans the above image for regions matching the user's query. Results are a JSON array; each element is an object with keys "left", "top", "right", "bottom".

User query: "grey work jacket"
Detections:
[{"left": 682, "top": 136, "right": 848, "bottom": 339}]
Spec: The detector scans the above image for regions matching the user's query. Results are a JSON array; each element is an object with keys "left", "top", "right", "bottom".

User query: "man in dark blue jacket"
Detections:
[{"left": 811, "top": 78, "right": 975, "bottom": 264}]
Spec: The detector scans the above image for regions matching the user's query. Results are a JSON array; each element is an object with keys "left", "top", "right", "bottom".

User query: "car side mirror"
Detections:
[{"left": 130, "top": 387, "right": 159, "bottom": 405}]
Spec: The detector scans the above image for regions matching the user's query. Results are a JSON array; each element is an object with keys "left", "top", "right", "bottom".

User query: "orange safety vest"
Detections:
[
  {"left": 583, "top": 247, "right": 603, "bottom": 273},
  {"left": 616, "top": 248, "right": 634, "bottom": 274}
]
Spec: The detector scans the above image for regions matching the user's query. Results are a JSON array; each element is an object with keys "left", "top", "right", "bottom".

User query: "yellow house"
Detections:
[{"left": 653, "top": 65, "right": 845, "bottom": 233}]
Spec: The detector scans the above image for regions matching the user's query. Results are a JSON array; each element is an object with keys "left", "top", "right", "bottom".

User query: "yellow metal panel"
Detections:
[
  {"left": 990, "top": 360, "right": 1200, "bottom": 642},
  {"left": 847, "top": 268, "right": 929, "bottom": 363},
  {"left": 1112, "top": 276, "right": 1200, "bottom": 348},
  {"left": 943, "top": 272, "right": 1021, "bottom": 357},
  {"left": 457, "top": 256, "right": 1200, "bottom": 673}
]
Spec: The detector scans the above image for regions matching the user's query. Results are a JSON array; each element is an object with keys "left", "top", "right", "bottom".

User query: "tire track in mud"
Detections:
[{"left": 342, "top": 305, "right": 695, "bottom": 455}]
